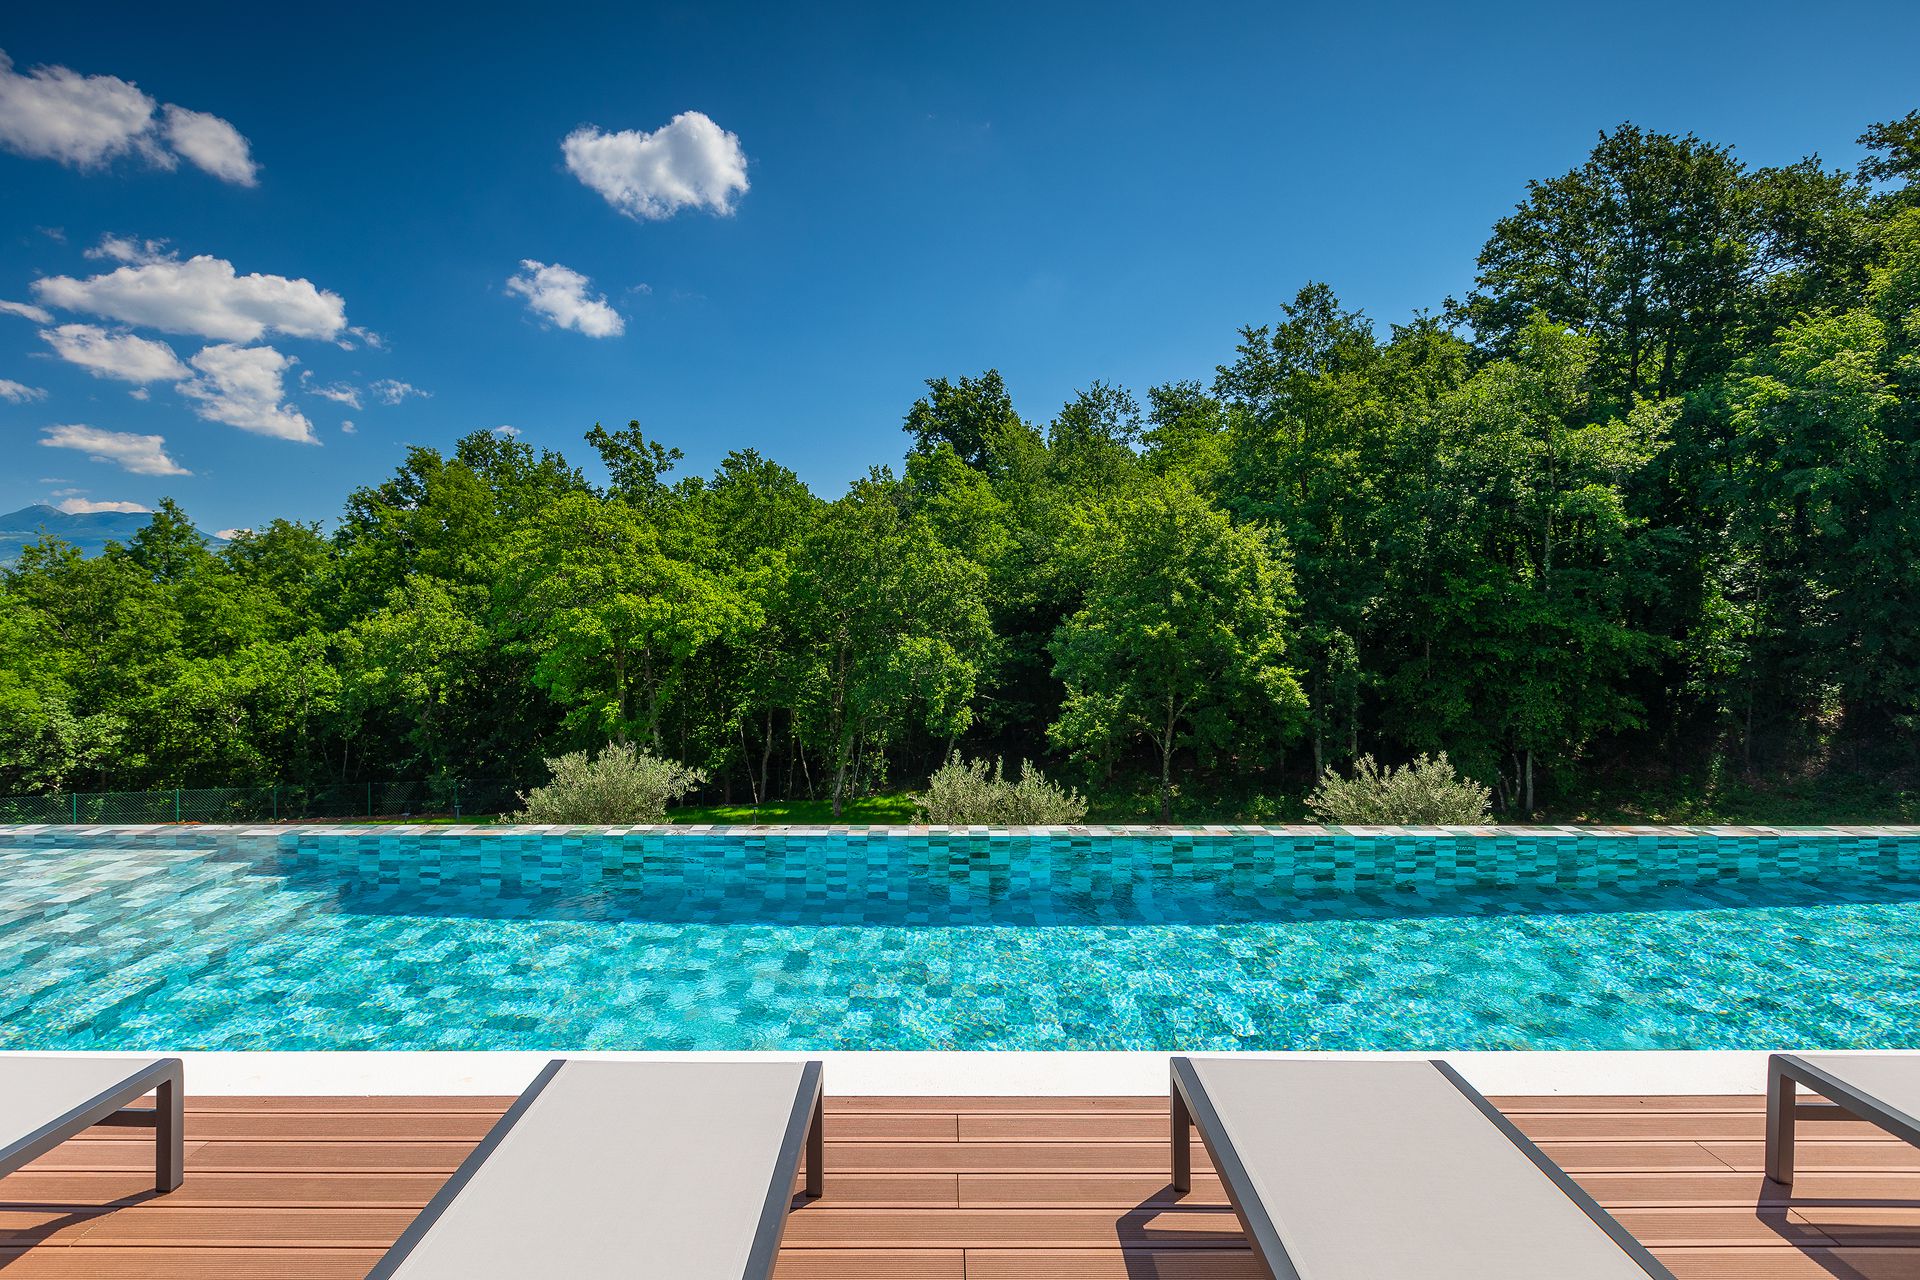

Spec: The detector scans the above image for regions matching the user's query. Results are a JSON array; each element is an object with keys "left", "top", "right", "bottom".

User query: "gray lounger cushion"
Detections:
[
  {"left": 1173, "top": 1057, "right": 1674, "bottom": 1279},
  {"left": 0, "top": 1055, "right": 182, "bottom": 1183},
  {"left": 371, "top": 1058, "right": 822, "bottom": 1280}
]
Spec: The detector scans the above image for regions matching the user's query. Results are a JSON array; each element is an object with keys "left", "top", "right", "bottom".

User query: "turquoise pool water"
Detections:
[{"left": 4, "top": 825, "right": 1919, "bottom": 1051}]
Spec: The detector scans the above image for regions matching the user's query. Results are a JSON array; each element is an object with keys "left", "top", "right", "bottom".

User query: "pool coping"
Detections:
[{"left": 0, "top": 1049, "right": 1899, "bottom": 1096}]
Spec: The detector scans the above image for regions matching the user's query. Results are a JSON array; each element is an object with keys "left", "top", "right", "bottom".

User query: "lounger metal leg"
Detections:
[
  {"left": 155, "top": 1072, "right": 183, "bottom": 1192},
  {"left": 805, "top": 1086, "right": 824, "bottom": 1199},
  {"left": 1170, "top": 1067, "right": 1192, "bottom": 1194},
  {"left": 1766, "top": 1061, "right": 1796, "bottom": 1186}
]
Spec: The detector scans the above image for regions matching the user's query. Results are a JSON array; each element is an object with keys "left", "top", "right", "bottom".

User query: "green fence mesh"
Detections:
[{"left": 0, "top": 780, "right": 529, "bottom": 825}]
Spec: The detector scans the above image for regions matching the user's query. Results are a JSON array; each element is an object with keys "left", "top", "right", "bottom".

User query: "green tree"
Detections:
[
  {"left": 495, "top": 492, "right": 750, "bottom": 748},
  {"left": 788, "top": 473, "right": 991, "bottom": 816},
  {"left": 1050, "top": 479, "right": 1306, "bottom": 820},
  {"left": 902, "top": 370, "right": 1038, "bottom": 475}
]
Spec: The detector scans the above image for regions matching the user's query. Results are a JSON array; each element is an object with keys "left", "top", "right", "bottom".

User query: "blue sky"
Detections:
[{"left": 2, "top": 0, "right": 1917, "bottom": 534}]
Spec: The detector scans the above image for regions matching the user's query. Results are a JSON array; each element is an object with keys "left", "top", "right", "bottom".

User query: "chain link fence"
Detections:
[{"left": 0, "top": 779, "right": 530, "bottom": 825}]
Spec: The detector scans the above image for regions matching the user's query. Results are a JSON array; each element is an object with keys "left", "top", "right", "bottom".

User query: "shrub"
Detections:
[
  {"left": 1305, "top": 752, "right": 1492, "bottom": 825},
  {"left": 917, "top": 753, "right": 1089, "bottom": 825},
  {"left": 516, "top": 742, "right": 706, "bottom": 824}
]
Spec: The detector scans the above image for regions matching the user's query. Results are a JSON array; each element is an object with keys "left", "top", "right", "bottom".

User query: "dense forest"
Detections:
[{"left": 4, "top": 113, "right": 1920, "bottom": 821}]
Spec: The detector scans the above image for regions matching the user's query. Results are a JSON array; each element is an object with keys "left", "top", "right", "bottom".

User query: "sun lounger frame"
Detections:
[
  {"left": 0, "top": 1055, "right": 183, "bottom": 1193},
  {"left": 369, "top": 1057, "right": 825, "bottom": 1280},
  {"left": 1170, "top": 1055, "right": 1675, "bottom": 1279},
  {"left": 1766, "top": 1052, "right": 1920, "bottom": 1185}
]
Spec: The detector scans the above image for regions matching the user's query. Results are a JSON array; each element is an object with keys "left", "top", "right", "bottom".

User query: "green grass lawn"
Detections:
[
  {"left": 667, "top": 793, "right": 923, "bottom": 824},
  {"left": 364, "top": 763, "right": 1920, "bottom": 826}
]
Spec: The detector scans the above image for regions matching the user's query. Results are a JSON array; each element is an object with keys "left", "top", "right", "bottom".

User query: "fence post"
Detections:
[
  {"left": 271, "top": 786, "right": 278, "bottom": 822},
  {"left": 367, "top": 781, "right": 374, "bottom": 818},
  {"left": 453, "top": 781, "right": 461, "bottom": 820},
  {"left": 71, "top": 792, "right": 78, "bottom": 824},
  {"left": 174, "top": 788, "right": 182, "bottom": 823}
]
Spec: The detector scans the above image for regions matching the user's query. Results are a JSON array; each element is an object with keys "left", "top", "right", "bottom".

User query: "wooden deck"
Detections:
[{"left": 2, "top": 1092, "right": 1918, "bottom": 1277}]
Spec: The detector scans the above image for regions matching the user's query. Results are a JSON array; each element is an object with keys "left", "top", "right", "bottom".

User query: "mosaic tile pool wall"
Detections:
[{"left": 6, "top": 824, "right": 1920, "bottom": 1051}]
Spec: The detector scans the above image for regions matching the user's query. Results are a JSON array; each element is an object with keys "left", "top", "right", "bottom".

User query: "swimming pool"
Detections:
[{"left": 4, "top": 824, "right": 1919, "bottom": 1052}]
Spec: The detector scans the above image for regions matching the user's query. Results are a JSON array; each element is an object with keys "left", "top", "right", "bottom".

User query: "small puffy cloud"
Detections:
[
  {"left": 129, "top": 386, "right": 150, "bottom": 400},
  {"left": 340, "top": 419, "right": 356, "bottom": 434},
  {"left": 58, "top": 497, "right": 149, "bottom": 514},
  {"left": 505, "top": 260, "right": 624, "bottom": 337},
  {"left": 0, "top": 299, "right": 53, "bottom": 323},
  {"left": 40, "top": 323, "right": 189, "bottom": 383},
  {"left": 0, "top": 49, "right": 158, "bottom": 168},
  {"left": 159, "top": 105, "right": 257, "bottom": 185},
  {"left": 0, "top": 378, "right": 46, "bottom": 402},
  {"left": 33, "top": 253, "right": 348, "bottom": 343},
  {"left": 179, "top": 343, "right": 316, "bottom": 443},
  {"left": 214, "top": 527, "right": 248, "bottom": 539},
  {"left": 85, "top": 233, "right": 169, "bottom": 264},
  {"left": 491, "top": 425, "right": 521, "bottom": 437},
  {"left": 0, "top": 49, "right": 256, "bottom": 183},
  {"left": 370, "top": 377, "right": 428, "bottom": 404},
  {"left": 40, "top": 423, "right": 189, "bottom": 475},
  {"left": 562, "top": 112, "right": 749, "bottom": 220},
  {"left": 300, "top": 371, "right": 361, "bottom": 407}
]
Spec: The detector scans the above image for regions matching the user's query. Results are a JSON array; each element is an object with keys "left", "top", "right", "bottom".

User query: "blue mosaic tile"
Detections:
[{"left": 2, "top": 823, "right": 1920, "bottom": 1051}]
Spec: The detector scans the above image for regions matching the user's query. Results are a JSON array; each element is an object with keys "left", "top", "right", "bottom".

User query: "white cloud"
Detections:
[
  {"left": 129, "top": 386, "right": 150, "bottom": 400},
  {"left": 58, "top": 497, "right": 149, "bottom": 514},
  {"left": 179, "top": 343, "right": 316, "bottom": 443},
  {"left": 302, "top": 373, "right": 361, "bottom": 407},
  {"left": 0, "top": 49, "right": 158, "bottom": 168},
  {"left": 370, "top": 377, "right": 429, "bottom": 404},
  {"left": 0, "top": 378, "right": 46, "bottom": 402},
  {"left": 562, "top": 112, "right": 749, "bottom": 220},
  {"left": 34, "top": 253, "right": 347, "bottom": 342},
  {"left": 214, "top": 527, "right": 248, "bottom": 539},
  {"left": 160, "top": 105, "right": 257, "bottom": 185},
  {"left": 85, "top": 233, "right": 169, "bottom": 264},
  {"left": 340, "top": 419, "right": 357, "bottom": 434},
  {"left": 40, "top": 323, "right": 189, "bottom": 383},
  {"left": 0, "top": 299, "right": 52, "bottom": 324},
  {"left": 491, "top": 425, "right": 521, "bottom": 437},
  {"left": 505, "top": 260, "right": 624, "bottom": 337},
  {"left": 0, "top": 49, "right": 256, "bottom": 183},
  {"left": 40, "top": 423, "right": 189, "bottom": 475}
]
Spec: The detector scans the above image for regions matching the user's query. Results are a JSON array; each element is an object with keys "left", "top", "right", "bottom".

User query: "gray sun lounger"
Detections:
[
  {"left": 1767, "top": 1052, "right": 1920, "bottom": 1185},
  {"left": 0, "top": 1055, "right": 183, "bottom": 1193},
  {"left": 1170, "top": 1056, "right": 1675, "bottom": 1279},
  {"left": 368, "top": 1058, "right": 824, "bottom": 1280}
]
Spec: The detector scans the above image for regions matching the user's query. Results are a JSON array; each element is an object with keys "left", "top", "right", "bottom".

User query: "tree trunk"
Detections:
[
  {"left": 1523, "top": 749, "right": 1534, "bottom": 817},
  {"left": 759, "top": 710, "right": 776, "bottom": 804},
  {"left": 1159, "top": 695, "right": 1176, "bottom": 823},
  {"left": 831, "top": 726, "right": 854, "bottom": 818}
]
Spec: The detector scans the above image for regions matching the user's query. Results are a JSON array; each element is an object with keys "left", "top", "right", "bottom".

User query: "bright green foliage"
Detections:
[
  {"left": 1050, "top": 479, "right": 1307, "bottom": 820},
  {"left": 1306, "top": 753, "right": 1493, "bottom": 825},
  {"left": 786, "top": 473, "right": 991, "bottom": 816},
  {"left": 915, "top": 753, "right": 1088, "bottom": 825},
  {"left": 516, "top": 742, "right": 705, "bottom": 824},
  {"left": 495, "top": 492, "right": 751, "bottom": 747}
]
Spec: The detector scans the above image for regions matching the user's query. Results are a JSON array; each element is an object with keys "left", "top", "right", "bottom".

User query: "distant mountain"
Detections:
[{"left": 0, "top": 505, "right": 227, "bottom": 564}]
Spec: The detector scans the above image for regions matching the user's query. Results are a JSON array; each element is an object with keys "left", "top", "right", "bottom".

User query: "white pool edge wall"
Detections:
[{"left": 0, "top": 1048, "right": 1895, "bottom": 1096}]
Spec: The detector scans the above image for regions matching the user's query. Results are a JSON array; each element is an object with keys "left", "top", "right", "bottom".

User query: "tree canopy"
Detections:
[{"left": 4, "top": 112, "right": 1917, "bottom": 819}]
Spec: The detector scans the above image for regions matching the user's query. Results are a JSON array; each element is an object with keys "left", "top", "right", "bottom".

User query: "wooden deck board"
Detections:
[{"left": 1, "top": 1093, "right": 1917, "bottom": 1276}]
